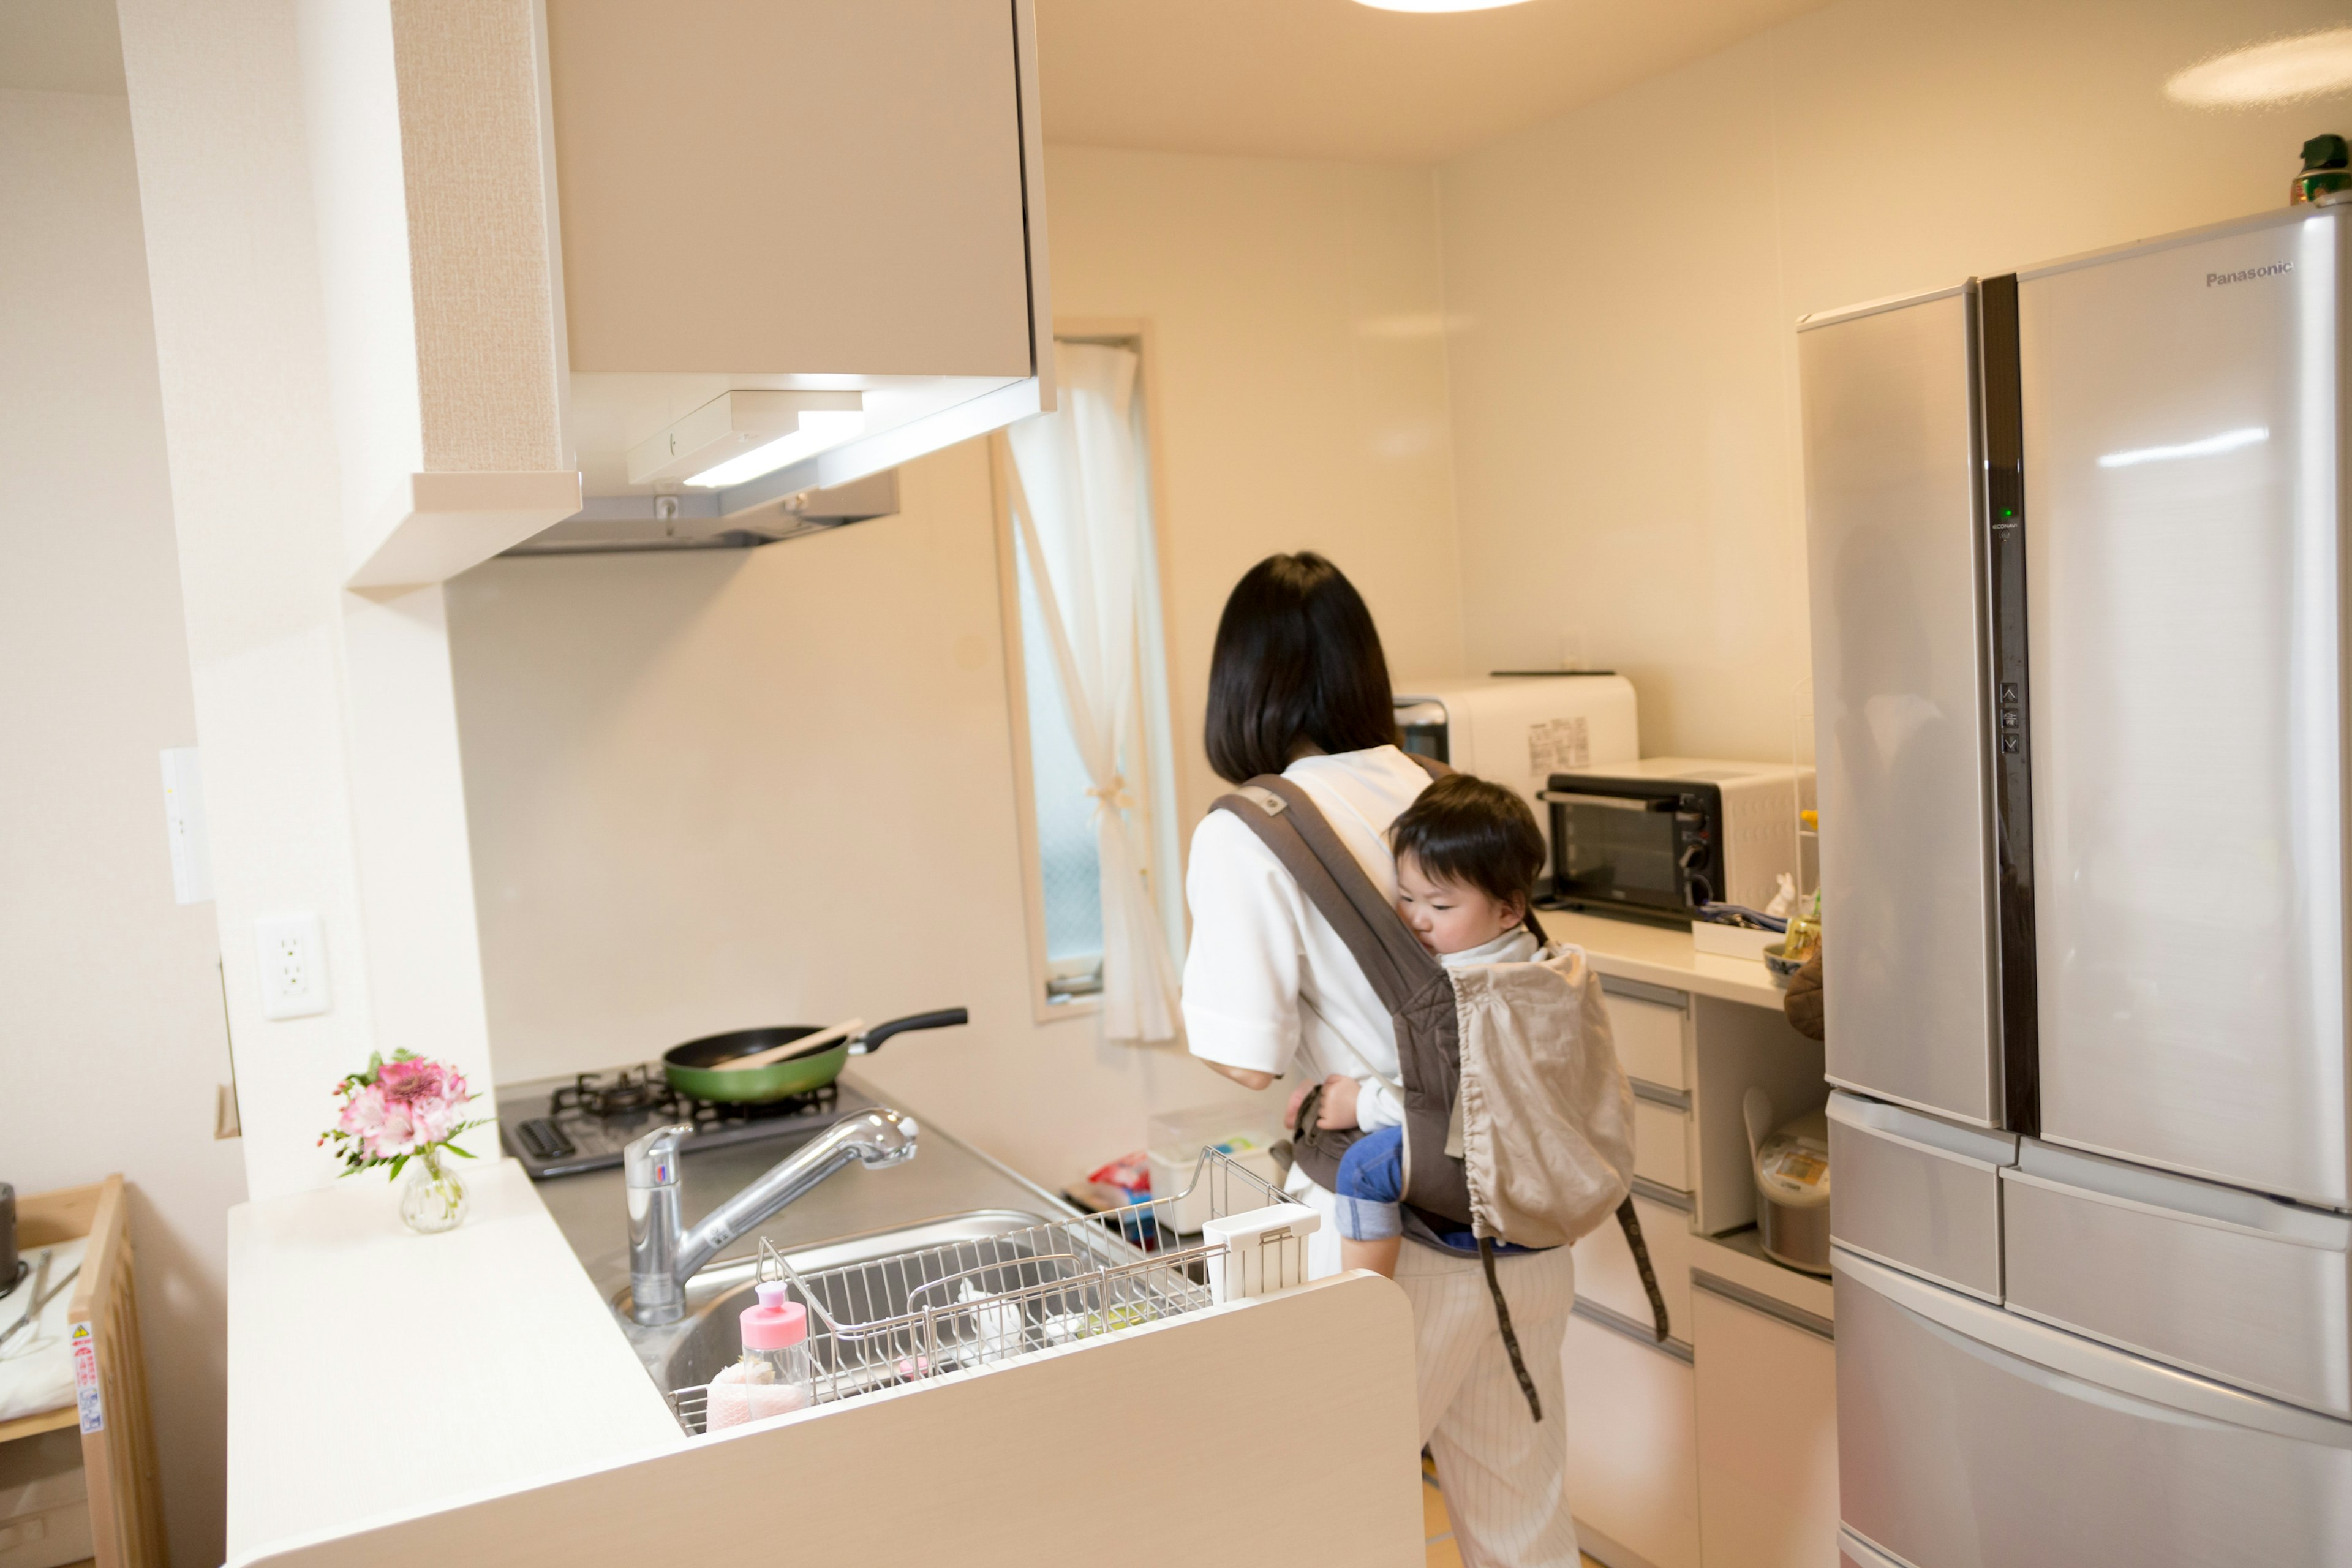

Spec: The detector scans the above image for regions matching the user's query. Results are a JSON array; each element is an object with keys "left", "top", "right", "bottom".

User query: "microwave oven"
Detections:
[
  {"left": 1392, "top": 676, "right": 1640, "bottom": 861},
  {"left": 1542, "top": 758, "right": 1807, "bottom": 921}
]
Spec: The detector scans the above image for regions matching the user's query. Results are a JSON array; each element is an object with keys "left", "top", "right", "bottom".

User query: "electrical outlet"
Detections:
[{"left": 254, "top": 912, "right": 330, "bottom": 1020}]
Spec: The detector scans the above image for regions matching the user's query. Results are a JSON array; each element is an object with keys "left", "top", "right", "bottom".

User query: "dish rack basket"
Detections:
[{"left": 668, "top": 1147, "right": 1298, "bottom": 1433}]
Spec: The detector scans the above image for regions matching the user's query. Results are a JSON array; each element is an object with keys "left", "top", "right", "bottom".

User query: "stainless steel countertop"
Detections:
[{"left": 530, "top": 1071, "right": 1078, "bottom": 1309}]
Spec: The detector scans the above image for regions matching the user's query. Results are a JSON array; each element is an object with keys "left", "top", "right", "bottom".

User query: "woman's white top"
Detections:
[{"left": 1182, "top": 745, "right": 1436, "bottom": 1132}]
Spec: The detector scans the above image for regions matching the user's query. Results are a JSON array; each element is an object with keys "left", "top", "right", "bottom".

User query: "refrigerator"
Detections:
[{"left": 1800, "top": 201, "right": 2352, "bottom": 1568}]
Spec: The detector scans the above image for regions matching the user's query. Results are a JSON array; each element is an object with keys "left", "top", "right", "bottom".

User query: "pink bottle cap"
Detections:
[{"left": 741, "top": 1281, "right": 807, "bottom": 1350}]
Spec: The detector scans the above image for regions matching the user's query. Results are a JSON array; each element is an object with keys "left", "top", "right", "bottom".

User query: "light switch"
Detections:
[
  {"left": 254, "top": 912, "right": 330, "bottom": 1020},
  {"left": 160, "top": 747, "right": 214, "bottom": 905}
]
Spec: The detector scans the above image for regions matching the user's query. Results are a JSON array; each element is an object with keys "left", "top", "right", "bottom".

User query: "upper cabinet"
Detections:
[
  {"left": 538, "top": 0, "right": 1054, "bottom": 552},
  {"left": 329, "top": 0, "right": 1052, "bottom": 583},
  {"left": 548, "top": 0, "right": 1037, "bottom": 379}
]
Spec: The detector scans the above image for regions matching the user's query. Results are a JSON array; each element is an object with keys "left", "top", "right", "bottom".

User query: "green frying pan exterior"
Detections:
[
  {"left": 665, "top": 1039, "right": 850, "bottom": 1104},
  {"left": 662, "top": 1009, "right": 968, "bottom": 1104}
]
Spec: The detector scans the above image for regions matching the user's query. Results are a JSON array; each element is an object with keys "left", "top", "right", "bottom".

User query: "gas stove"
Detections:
[{"left": 496, "top": 1063, "right": 873, "bottom": 1180}]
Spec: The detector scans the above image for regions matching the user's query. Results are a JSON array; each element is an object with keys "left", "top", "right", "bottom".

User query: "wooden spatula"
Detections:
[{"left": 710, "top": 1017, "right": 865, "bottom": 1073}]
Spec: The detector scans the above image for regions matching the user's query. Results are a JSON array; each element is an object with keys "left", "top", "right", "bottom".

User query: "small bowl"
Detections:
[{"left": 1762, "top": 941, "right": 1803, "bottom": 989}]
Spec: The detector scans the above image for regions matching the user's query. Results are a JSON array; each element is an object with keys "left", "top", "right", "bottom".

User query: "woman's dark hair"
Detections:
[
  {"left": 1389, "top": 774, "right": 1545, "bottom": 911},
  {"left": 1204, "top": 553, "right": 1397, "bottom": 783}
]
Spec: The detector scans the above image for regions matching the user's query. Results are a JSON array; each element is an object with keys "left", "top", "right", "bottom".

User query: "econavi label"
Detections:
[{"left": 70, "top": 1321, "right": 105, "bottom": 1434}]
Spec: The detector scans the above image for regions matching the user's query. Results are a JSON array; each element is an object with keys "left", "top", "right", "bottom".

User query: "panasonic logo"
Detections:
[{"left": 2209, "top": 261, "right": 2293, "bottom": 287}]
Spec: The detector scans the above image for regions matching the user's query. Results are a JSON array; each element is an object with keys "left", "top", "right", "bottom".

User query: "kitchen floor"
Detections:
[{"left": 1420, "top": 1460, "right": 1604, "bottom": 1567}]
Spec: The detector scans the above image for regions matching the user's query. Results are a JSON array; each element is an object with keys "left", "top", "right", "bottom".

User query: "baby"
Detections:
[{"left": 1322, "top": 772, "right": 1547, "bottom": 1278}]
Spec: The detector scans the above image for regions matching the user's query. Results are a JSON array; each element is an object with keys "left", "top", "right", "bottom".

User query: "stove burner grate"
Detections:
[{"left": 549, "top": 1066, "right": 841, "bottom": 1128}]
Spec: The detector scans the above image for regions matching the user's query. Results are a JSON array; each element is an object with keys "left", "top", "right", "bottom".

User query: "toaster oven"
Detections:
[{"left": 1542, "top": 758, "right": 1806, "bottom": 921}]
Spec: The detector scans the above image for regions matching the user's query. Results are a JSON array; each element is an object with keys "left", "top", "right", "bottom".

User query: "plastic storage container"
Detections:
[{"left": 1146, "top": 1105, "right": 1284, "bottom": 1235}]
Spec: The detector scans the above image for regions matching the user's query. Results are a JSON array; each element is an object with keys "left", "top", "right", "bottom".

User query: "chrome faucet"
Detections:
[{"left": 624, "top": 1109, "right": 920, "bottom": 1326}]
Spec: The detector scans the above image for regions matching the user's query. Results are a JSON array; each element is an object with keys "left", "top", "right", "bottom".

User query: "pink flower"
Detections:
[{"left": 323, "top": 1054, "right": 478, "bottom": 1171}]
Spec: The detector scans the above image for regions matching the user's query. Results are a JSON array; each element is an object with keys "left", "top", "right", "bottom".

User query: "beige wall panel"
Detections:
[
  {"left": 546, "top": 0, "right": 1033, "bottom": 376},
  {"left": 391, "top": 0, "right": 564, "bottom": 472}
]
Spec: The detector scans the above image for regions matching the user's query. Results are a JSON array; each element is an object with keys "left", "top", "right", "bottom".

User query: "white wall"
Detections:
[
  {"left": 1047, "top": 146, "right": 1468, "bottom": 827},
  {"left": 1439, "top": 0, "right": 2352, "bottom": 763},
  {"left": 446, "top": 146, "right": 1466, "bottom": 1183},
  {"left": 0, "top": 85, "right": 243, "bottom": 1568}
]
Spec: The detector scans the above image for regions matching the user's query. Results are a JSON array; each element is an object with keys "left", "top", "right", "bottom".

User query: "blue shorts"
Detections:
[
  {"left": 1333, "top": 1126, "right": 1406, "bottom": 1242},
  {"left": 1332, "top": 1124, "right": 1536, "bottom": 1258}
]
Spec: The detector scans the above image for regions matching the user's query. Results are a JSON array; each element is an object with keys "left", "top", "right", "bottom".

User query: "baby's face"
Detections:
[{"left": 1396, "top": 853, "right": 1524, "bottom": 957}]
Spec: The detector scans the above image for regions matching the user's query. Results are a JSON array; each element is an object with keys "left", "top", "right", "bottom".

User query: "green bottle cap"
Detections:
[{"left": 2302, "top": 134, "right": 2349, "bottom": 173}]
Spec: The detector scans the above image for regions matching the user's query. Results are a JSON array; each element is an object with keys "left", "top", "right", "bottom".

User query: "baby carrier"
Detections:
[{"left": 1212, "top": 759, "right": 1665, "bottom": 1419}]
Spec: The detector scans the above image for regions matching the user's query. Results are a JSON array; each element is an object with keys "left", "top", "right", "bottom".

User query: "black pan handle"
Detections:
[{"left": 853, "top": 1008, "right": 969, "bottom": 1056}]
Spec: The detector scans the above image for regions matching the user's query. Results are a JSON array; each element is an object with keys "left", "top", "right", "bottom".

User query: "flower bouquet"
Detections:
[{"left": 320, "top": 1051, "right": 488, "bottom": 1234}]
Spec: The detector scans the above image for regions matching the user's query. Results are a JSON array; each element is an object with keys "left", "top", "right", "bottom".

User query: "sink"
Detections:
[{"left": 618, "top": 1209, "right": 1068, "bottom": 1420}]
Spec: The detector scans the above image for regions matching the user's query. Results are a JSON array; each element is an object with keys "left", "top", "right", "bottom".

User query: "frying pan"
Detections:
[{"left": 663, "top": 1009, "right": 968, "bottom": 1104}]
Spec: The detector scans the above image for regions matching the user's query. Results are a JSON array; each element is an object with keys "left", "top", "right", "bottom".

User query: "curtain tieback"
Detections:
[{"left": 1087, "top": 775, "right": 1135, "bottom": 815}]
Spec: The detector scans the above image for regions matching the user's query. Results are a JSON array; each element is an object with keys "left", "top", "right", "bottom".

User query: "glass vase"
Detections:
[{"left": 398, "top": 1149, "right": 469, "bottom": 1235}]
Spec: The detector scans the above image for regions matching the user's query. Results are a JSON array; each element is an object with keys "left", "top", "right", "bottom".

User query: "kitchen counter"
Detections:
[
  {"left": 224, "top": 1075, "right": 1074, "bottom": 1566},
  {"left": 1539, "top": 905, "right": 1790, "bottom": 1011}
]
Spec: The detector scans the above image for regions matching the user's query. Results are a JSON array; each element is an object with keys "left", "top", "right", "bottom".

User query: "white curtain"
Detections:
[{"left": 1003, "top": 343, "right": 1182, "bottom": 1044}]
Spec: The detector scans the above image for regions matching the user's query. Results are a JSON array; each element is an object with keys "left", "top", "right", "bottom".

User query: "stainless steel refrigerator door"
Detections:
[
  {"left": 1800, "top": 288, "right": 2000, "bottom": 1125},
  {"left": 2018, "top": 208, "right": 2350, "bottom": 1207},
  {"left": 1836, "top": 1246, "right": 2352, "bottom": 1567}
]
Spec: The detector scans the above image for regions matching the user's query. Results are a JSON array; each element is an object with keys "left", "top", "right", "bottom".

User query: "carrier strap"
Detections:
[
  {"left": 1615, "top": 1197, "right": 1672, "bottom": 1343},
  {"left": 1478, "top": 1237, "right": 1544, "bottom": 1423},
  {"left": 1211, "top": 769, "right": 1446, "bottom": 1018}
]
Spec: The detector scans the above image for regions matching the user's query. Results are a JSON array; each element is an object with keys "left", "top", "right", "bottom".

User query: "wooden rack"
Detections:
[{"left": 1, "top": 1177, "right": 165, "bottom": 1567}]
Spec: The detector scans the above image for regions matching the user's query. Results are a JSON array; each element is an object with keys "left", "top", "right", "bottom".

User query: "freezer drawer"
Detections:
[
  {"left": 1826, "top": 1090, "right": 2016, "bottom": 1301},
  {"left": 1572, "top": 1182, "right": 1695, "bottom": 1337},
  {"left": 1631, "top": 1081, "right": 1693, "bottom": 1193},
  {"left": 1835, "top": 1246, "right": 2352, "bottom": 1567},
  {"left": 2002, "top": 1139, "right": 2352, "bottom": 1418},
  {"left": 1602, "top": 978, "right": 1690, "bottom": 1090},
  {"left": 1564, "top": 1303, "right": 1701, "bottom": 1568}
]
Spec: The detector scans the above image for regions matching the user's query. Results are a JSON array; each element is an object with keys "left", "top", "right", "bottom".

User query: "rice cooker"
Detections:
[{"left": 1743, "top": 1091, "right": 1830, "bottom": 1275}]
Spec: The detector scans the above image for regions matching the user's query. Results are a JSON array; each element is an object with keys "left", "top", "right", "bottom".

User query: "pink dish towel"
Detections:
[{"left": 704, "top": 1363, "right": 810, "bottom": 1431}]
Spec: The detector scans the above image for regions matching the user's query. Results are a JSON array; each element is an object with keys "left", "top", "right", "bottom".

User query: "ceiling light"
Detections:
[
  {"left": 626, "top": 390, "right": 863, "bottom": 488},
  {"left": 2168, "top": 28, "right": 2352, "bottom": 108},
  {"left": 2098, "top": 427, "right": 2269, "bottom": 469},
  {"left": 1354, "top": 0, "right": 1539, "bottom": 12}
]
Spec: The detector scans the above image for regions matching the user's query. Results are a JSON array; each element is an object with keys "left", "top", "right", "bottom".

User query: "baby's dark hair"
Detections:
[{"left": 1389, "top": 773, "right": 1545, "bottom": 910}]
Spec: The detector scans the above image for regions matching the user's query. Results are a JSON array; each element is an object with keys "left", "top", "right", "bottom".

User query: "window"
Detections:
[{"left": 995, "top": 333, "right": 1185, "bottom": 1022}]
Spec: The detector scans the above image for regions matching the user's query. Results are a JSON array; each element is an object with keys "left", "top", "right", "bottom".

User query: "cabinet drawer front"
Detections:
[
  {"left": 1826, "top": 1090, "right": 2014, "bottom": 1300},
  {"left": 1604, "top": 986, "right": 1689, "bottom": 1090},
  {"left": 1572, "top": 1188, "right": 1695, "bottom": 1335},
  {"left": 1564, "top": 1310, "right": 1702, "bottom": 1568},
  {"left": 1693, "top": 1286, "right": 1841, "bottom": 1568},
  {"left": 2003, "top": 1141, "right": 2352, "bottom": 1419},
  {"left": 1836, "top": 1247, "right": 2352, "bottom": 1568},
  {"left": 1632, "top": 1095, "right": 1692, "bottom": 1192}
]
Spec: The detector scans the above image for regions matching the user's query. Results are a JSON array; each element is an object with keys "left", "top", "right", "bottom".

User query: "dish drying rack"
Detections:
[{"left": 668, "top": 1147, "right": 1297, "bottom": 1433}]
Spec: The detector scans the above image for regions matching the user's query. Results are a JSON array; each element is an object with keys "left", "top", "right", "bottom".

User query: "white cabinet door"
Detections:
[
  {"left": 1693, "top": 1278, "right": 1839, "bottom": 1568},
  {"left": 548, "top": 0, "right": 1038, "bottom": 378},
  {"left": 1564, "top": 1308, "right": 1701, "bottom": 1568}
]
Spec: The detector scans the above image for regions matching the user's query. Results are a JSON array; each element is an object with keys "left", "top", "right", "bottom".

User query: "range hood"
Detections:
[{"left": 502, "top": 468, "right": 901, "bottom": 557}]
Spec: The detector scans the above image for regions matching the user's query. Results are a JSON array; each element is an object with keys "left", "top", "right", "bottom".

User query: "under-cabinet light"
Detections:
[
  {"left": 685, "top": 409, "right": 868, "bottom": 488},
  {"left": 627, "top": 390, "right": 864, "bottom": 488}
]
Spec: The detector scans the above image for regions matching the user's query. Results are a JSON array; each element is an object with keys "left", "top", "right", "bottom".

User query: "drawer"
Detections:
[
  {"left": 1835, "top": 1246, "right": 2352, "bottom": 1568},
  {"left": 1631, "top": 1082, "right": 1692, "bottom": 1193},
  {"left": 2003, "top": 1139, "right": 2352, "bottom": 1419},
  {"left": 1564, "top": 1303, "right": 1700, "bottom": 1568},
  {"left": 1826, "top": 1090, "right": 2015, "bottom": 1300},
  {"left": 1572, "top": 1184, "right": 1695, "bottom": 1338},
  {"left": 1692, "top": 1281, "right": 1839, "bottom": 1568},
  {"left": 1602, "top": 979, "right": 1690, "bottom": 1090}
]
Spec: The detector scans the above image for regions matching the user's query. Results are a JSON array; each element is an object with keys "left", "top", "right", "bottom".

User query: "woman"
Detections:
[{"left": 1182, "top": 552, "right": 1583, "bottom": 1568}]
